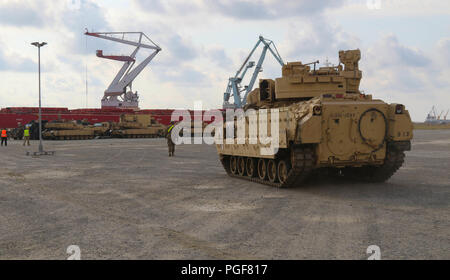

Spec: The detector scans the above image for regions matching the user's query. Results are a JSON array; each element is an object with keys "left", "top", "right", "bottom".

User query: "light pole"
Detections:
[
  {"left": 31, "top": 42, "right": 46, "bottom": 153},
  {"left": 29, "top": 42, "right": 53, "bottom": 157}
]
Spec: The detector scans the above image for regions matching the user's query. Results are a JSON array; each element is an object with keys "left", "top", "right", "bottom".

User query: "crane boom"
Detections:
[
  {"left": 223, "top": 36, "right": 284, "bottom": 109},
  {"left": 85, "top": 30, "right": 161, "bottom": 109}
]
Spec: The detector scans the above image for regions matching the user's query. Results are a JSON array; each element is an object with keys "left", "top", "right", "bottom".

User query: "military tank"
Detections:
[
  {"left": 111, "top": 114, "right": 166, "bottom": 138},
  {"left": 216, "top": 49, "right": 413, "bottom": 187},
  {"left": 43, "top": 120, "right": 110, "bottom": 140}
]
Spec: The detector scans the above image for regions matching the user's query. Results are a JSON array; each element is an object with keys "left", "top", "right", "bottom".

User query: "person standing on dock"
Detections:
[
  {"left": 1, "top": 129, "right": 8, "bottom": 146},
  {"left": 166, "top": 122, "right": 176, "bottom": 157},
  {"left": 23, "top": 127, "right": 30, "bottom": 146}
]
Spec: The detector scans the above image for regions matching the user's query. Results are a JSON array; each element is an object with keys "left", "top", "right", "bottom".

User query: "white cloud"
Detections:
[
  {"left": 361, "top": 34, "right": 450, "bottom": 121},
  {"left": 135, "top": 0, "right": 345, "bottom": 19},
  {"left": 0, "top": 45, "right": 36, "bottom": 72},
  {"left": 0, "top": 0, "right": 47, "bottom": 27}
]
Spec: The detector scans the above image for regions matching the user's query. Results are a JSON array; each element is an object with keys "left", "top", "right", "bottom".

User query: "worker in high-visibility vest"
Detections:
[
  {"left": 23, "top": 127, "right": 30, "bottom": 146},
  {"left": 166, "top": 122, "right": 176, "bottom": 157},
  {"left": 1, "top": 129, "right": 8, "bottom": 147}
]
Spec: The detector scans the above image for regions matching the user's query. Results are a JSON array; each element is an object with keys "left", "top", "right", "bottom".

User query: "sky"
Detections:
[{"left": 0, "top": 0, "right": 449, "bottom": 121}]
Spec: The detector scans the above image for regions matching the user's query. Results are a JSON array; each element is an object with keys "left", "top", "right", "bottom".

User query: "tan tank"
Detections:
[
  {"left": 43, "top": 121, "right": 111, "bottom": 140},
  {"left": 111, "top": 114, "right": 166, "bottom": 138},
  {"left": 216, "top": 49, "right": 413, "bottom": 187}
]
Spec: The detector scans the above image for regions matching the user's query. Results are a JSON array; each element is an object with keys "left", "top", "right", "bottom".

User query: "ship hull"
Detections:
[{"left": 0, "top": 107, "right": 178, "bottom": 128}]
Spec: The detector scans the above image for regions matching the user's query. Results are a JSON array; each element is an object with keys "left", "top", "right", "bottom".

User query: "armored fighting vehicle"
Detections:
[
  {"left": 111, "top": 114, "right": 166, "bottom": 138},
  {"left": 216, "top": 49, "right": 413, "bottom": 187},
  {"left": 43, "top": 120, "right": 110, "bottom": 140}
]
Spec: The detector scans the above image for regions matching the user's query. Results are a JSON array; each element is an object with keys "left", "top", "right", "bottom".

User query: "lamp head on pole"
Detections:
[{"left": 31, "top": 42, "right": 47, "bottom": 47}]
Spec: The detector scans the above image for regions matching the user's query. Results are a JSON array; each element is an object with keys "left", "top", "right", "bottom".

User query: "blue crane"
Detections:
[{"left": 223, "top": 36, "right": 284, "bottom": 109}]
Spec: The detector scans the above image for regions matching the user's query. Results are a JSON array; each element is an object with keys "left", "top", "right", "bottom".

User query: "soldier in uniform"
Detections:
[
  {"left": 23, "top": 127, "right": 31, "bottom": 146},
  {"left": 166, "top": 121, "right": 176, "bottom": 157}
]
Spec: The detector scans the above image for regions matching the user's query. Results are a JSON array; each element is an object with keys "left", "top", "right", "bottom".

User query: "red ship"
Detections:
[{"left": 0, "top": 107, "right": 180, "bottom": 128}]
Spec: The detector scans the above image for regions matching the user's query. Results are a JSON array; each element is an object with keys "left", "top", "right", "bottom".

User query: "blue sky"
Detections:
[{"left": 0, "top": 0, "right": 449, "bottom": 121}]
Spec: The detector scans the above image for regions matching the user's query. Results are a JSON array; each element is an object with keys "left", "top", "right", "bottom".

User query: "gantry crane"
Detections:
[
  {"left": 85, "top": 30, "right": 161, "bottom": 109},
  {"left": 425, "top": 106, "right": 438, "bottom": 123},
  {"left": 223, "top": 36, "right": 284, "bottom": 109}
]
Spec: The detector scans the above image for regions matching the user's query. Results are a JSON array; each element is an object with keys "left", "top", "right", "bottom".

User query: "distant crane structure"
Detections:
[
  {"left": 425, "top": 106, "right": 450, "bottom": 124},
  {"left": 85, "top": 30, "right": 161, "bottom": 109},
  {"left": 223, "top": 36, "right": 284, "bottom": 109},
  {"left": 425, "top": 106, "right": 438, "bottom": 123}
]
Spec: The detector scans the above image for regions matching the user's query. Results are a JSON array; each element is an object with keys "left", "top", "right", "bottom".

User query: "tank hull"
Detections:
[{"left": 216, "top": 49, "right": 413, "bottom": 187}]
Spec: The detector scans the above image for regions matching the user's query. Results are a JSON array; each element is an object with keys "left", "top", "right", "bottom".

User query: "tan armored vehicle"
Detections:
[
  {"left": 43, "top": 121, "right": 110, "bottom": 140},
  {"left": 111, "top": 114, "right": 166, "bottom": 138},
  {"left": 216, "top": 49, "right": 413, "bottom": 187},
  {"left": 43, "top": 121, "right": 94, "bottom": 140}
]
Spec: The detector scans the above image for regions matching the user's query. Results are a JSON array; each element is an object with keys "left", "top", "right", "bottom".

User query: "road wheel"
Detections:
[
  {"left": 237, "top": 157, "right": 246, "bottom": 176},
  {"left": 230, "top": 156, "right": 238, "bottom": 174},
  {"left": 277, "top": 160, "right": 290, "bottom": 185},
  {"left": 267, "top": 159, "right": 278, "bottom": 183},
  {"left": 257, "top": 158, "right": 267, "bottom": 180},
  {"left": 246, "top": 158, "right": 256, "bottom": 177}
]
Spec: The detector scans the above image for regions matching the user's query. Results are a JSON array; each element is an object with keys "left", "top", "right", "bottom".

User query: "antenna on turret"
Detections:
[{"left": 305, "top": 60, "right": 320, "bottom": 72}]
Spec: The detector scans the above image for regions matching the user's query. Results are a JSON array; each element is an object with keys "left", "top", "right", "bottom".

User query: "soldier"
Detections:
[
  {"left": 166, "top": 121, "right": 176, "bottom": 157},
  {"left": 23, "top": 127, "right": 30, "bottom": 146}
]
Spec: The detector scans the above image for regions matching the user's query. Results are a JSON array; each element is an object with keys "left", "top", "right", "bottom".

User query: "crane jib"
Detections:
[
  {"left": 85, "top": 30, "right": 161, "bottom": 109},
  {"left": 223, "top": 36, "right": 284, "bottom": 109}
]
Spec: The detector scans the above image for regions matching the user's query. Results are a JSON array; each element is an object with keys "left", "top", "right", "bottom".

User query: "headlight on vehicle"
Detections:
[{"left": 313, "top": 106, "right": 322, "bottom": 115}]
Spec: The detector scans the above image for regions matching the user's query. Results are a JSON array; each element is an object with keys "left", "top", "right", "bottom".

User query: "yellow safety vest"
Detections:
[
  {"left": 168, "top": 125, "right": 174, "bottom": 133},
  {"left": 24, "top": 129, "right": 30, "bottom": 137}
]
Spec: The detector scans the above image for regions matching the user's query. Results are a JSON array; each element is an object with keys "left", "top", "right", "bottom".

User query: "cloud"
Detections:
[
  {"left": 135, "top": 0, "right": 345, "bottom": 19},
  {"left": 208, "top": 0, "right": 345, "bottom": 19},
  {"left": 359, "top": 34, "right": 450, "bottom": 120},
  {"left": 165, "top": 34, "right": 198, "bottom": 63},
  {"left": 61, "top": 1, "right": 111, "bottom": 54},
  {"left": 156, "top": 68, "right": 207, "bottom": 86},
  {"left": 134, "top": 0, "right": 166, "bottom": 11},
  {"left": 0, "top": 0, "right": 46, "bottom": 27},
  {"left": 134, "top": 0, "right": 191, "bottom": 13},
  {"left": 0, "top": 47, "right": 36, "bottom": 72},
  {"left": 367, "top": 34, "right": 430, "bottom": 68},
  {"left": 363, "top": 34, "right": 432, "bottom": 93},
  {"left": 280, "top": 17, "right": 361, "bottom": 63},
  {"left": 437, "top": 37, "right": 450, "bottom": 66},
  {"left": 207, "top": 47, "right": 233, "bottom": 67}
]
